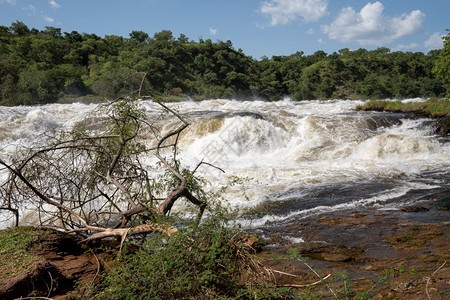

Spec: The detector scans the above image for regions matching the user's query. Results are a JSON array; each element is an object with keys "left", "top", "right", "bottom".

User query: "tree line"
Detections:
[{"left": 0, "top": 21, "right": 448, "bottom": 105}]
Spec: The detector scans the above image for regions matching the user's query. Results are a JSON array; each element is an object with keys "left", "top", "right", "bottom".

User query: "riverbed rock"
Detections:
[
  {"left": 286, "top": 243, "right": 364, "bottom": 262},
  {"left": 257, "top": 190, "right": 450, "bottom": 299},
  {"left": 401, "top": 205, "right": 430, "bottom": 212}
]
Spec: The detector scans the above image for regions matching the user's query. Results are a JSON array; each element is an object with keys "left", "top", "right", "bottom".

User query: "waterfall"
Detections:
[{"left": 1, "top": 99, "right": 449, "bottom": 228}]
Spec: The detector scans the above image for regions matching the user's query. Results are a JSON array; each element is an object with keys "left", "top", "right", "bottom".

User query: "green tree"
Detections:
[
  {"left": 42, "top": 26, "right": 62, "bottom": 38},
  {"left": 152, "top": 29, "right": 174, "bottom": 43},
  {"left": 433, "top": 30, "right": 450, "bottom": 94},
  {"left": 0, "top": 21, "right": 447, "bottom": 104},
  {"left": 129, "top": 30, "right": 149, "bottom": 44},
  {"left": 9, "top": 21, "right": 30, "bottom": 36},
  {"left": 0, "top": 56, "right": 20, "bottom": 104}
]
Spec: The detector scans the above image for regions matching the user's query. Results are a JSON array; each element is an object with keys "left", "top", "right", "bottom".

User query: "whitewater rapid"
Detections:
[{"left": 1, "top": 99, "right": 449, "bottom": 229}]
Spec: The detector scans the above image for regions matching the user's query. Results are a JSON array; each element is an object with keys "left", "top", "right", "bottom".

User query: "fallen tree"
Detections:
[
  {"left": 0, "top": 96, "right": 287, "bottom": 299},
  {"left": 0, "top": 96, "right": 216, "bottom": 242}
]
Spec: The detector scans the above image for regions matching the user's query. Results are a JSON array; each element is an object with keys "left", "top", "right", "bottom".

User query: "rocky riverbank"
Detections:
[
  {"left": 1, "top": 189, "right": 449, "bottom": 299},
  {"left": 0, "top": 227, "right": 100, "bottom": 299},
  {"left": 357, "top": 98, "right": 450, "bottom": 136},
  {"left": 258, "top": 189, "right": 450, "bottom": 299}
]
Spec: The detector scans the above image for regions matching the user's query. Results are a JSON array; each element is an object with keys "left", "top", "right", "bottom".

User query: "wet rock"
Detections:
[
  {"left": 401, "top": 206, "right": 430, "bottom": 212},
  {"left": 388, "top": 224, "right": 444, "bottom": 249},
  {"left": 435, "top": 194, "right": 450, "bottom": 210},
  {"left": 434, "top": 116, "right": 450, "bottom": 136},
  {"left": 321, "top": 253, "right": 353, "bottom": 262},
  {"left": 230, "top": 111, "right": 266, "bottom": 120},
  {"left": 265, "top": 236, "right": 284, "bottom": 245},
  {"left": 286, "top": 243, "right": 364, "bottom": 263},
  {"left": 257, "top": 191, "right": 450, "bottom": 298}
]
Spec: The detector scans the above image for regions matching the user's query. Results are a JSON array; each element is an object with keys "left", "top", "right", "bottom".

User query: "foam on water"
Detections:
[
  {"left": 1, "top": 99, "right": 449, "bottom": 228},
  {"left": 244, "top": 181, "right": 440, "bottom": 228},
  {"left": 167, "top": 100, "right": 449, "bottom": 211},
  {"left": 0, "top": 103, "right": 97, "bottom": 154}
]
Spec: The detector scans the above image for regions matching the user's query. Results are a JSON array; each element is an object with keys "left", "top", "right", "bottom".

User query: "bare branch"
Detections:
[
  {"left": 0, "top": 97, "right": 211, "bottom": 243},
  {"left": 192, "top": 160, "right": 226, "bottom": 175},
  {"left": 426, "top": 260, "right": 447, "bottom": 300},
  {"left": 77, "top": 223, "right": 178, "bottom": 242},
  {"left": 0, "top": 158, "right": 89, "bottom": 227}
]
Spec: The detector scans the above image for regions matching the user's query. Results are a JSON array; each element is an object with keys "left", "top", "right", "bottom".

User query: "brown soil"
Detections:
[{"left": 0, "top": 228, "right": 103, "bottom": 299}]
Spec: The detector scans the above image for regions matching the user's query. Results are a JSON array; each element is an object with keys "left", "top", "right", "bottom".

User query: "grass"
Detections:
[
  {"left": 0, "top": 226, "right": 48, "bottom": 284},
  {"left": 356, "top": 98, "right": 450, "bottom": 118}
]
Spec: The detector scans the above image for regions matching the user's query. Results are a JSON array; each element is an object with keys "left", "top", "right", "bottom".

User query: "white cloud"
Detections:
[
  {"left": 424, "top": 32, "right": 443, "bottom": 50},
  {"left": 43, "top": 15, "right": 54, "bottom": 23},
  {"left": 260, "top": 0, "right": 328, "bottom": 26},
  {"left": 318, "top": 38, "right": 324, "bottom": 44},
  {"left": 49, "top": 0, "right": 61, "bottom": 9},
  {"left": 209, "top": 27, "right": 218, "bottom": 36},
  {"left": 23, "top": 4, "right": 36, "bottom": 16},
  {"left": 393, "top": 43, "right": 419, "bottom": 51},
  {"left": 306, "top": 28, "right": 314, "bottom": 35},
  {"left": 1, "top": 0, "right": 16, "bottom": 5},
  {"left": 322, "top": 2, "right": 425, "bottom": 45}
]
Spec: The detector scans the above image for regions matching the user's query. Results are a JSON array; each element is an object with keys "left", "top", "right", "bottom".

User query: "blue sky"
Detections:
[{"left": 1, "top": 0, "right": 448, "bottom": 59}]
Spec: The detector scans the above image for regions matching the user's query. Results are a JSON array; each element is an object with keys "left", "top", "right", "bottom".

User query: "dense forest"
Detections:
[{"left": 0, "top": 21, "right": 448, "bottom": 105}]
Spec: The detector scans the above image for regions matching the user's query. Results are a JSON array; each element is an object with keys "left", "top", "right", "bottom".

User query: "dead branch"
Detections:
[
  {"left": 426, "top": 260, "right": 446, "bottom": 300},
  {"left": 279, "top": 274, "right": 332, "bottom": 288},
  {"left": 0, "top": 158, "right": 89, "bottom": 227},
  {"left": 104, "top": 173, "right": 138, "bottom": 208},
  {"left": 90, "top": 249, "right": 101, "bottom": 285},
  {"left": 0, "top": 97, "right": 215, "bottom": 243},
  {"left": 192, "top": 160, "right": 226, "bottom": 175},
  {"left": 145, "top": 96, "right": 189, "bottom": 125},
  {"left": 76, "top": 223, "right": 178, "bottom": 242},
  {"left": 267, "top": 268, "right": 298, "bottom": 278},
  {"left": 298, "top": 259, "right": 338, "bottom": 299},
  {"left": 138, "top": 72, "right": 149, "bottom": 98}
]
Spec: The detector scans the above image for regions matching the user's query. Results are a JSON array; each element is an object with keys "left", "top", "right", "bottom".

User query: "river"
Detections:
[{"left": 1, "top": 98, "right": 449, "bottom": 241}]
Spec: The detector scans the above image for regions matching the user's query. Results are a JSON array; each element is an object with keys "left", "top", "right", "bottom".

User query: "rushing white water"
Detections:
[
  {"left": 0, "top": 103, "right": 98, "bottom": 157},
  {"left": 1, "top": 99, "right": 449, "bottom": 229}
]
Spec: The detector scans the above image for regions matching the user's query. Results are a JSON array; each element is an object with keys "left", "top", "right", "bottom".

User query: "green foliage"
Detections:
[
  {"left": 92, "top": 213, "right": 284, "bottom": 299},
  {"left": 432, "top": 30, "right": 450, "bottom": 88},
  {"left": 129, "top": 30, "right": 149, "bottom": 44},
  {"left": 9, "top": 21, "right": 30, "bottom": 36},
  {"left": 0, "top": 21, "right": 447, "bottom": 106},
  {"left": 78, "top": 99, "right": 149, "bottom": 198},
  {"left": 257, "top": 46, "right": 446, "bottom": 101}
]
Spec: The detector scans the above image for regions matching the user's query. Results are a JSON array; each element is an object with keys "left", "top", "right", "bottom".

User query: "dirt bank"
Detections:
[{"left": 0, "top": 228, "right": 101, "bottom": 299}]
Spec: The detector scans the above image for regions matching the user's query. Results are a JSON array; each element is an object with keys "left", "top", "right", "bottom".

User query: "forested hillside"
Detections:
[{"left": 0, "top": 21, "right": 447, "bottom": 105}]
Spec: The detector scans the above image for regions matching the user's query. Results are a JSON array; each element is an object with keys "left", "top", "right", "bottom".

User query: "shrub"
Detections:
[{"left": 92, "top": 212, "right": 282, "bottom": 299}]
